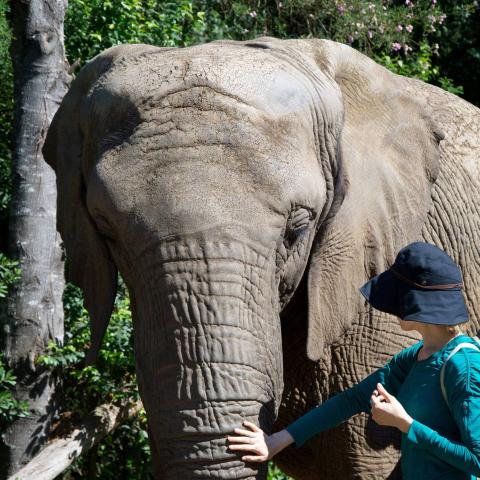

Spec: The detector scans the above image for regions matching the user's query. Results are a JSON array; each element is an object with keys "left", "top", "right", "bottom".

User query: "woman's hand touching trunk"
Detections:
[
  {"left": 227, "top": 421, "right": 294, "bottom": 462},
  {"left": 371, "top": 383, "right": 413, "bottom": 433}
]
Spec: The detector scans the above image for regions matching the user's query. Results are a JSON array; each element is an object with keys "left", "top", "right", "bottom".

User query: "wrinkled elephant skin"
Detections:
[{"left": 43, "top": 38, "right": 480, "bottom": 479}]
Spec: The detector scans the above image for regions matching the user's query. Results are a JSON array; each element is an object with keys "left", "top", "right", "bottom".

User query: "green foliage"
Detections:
[
  {"left": 0, "top": 242, "right": 25, "bottom": 427},
  {"left": 432, "top": 1, "right": 479, "bottom": 106},
  {"left": 376, "top": 40, "right": 464, "bottom": 95},
  {"left": 0, "top": 0, "right": 12, "bottom": 244},
  {"left": 269, "top": 462, "right": 293, "bottom": 480},
  {"left": 63, "top": 0, "right": 466, "bottom": 98},
  {"left": 0, "top": 354, "right": 29, "bottom": 427},
  {"left": 0, "top": 0, "right": 24, "bottom": 420},
  {"left": 197, "top": 0, "right": 463, "bottom": 94},
  {"left": 0, "top": 252, "right": 20, "bottom": 298},
  {"left": 37, "top": 280, "right": 137, "bottom": 406},
  {"left": 65, "top": 0, "right": 209, "bottom": 67},
  {"left": 37, "top": 280, "right": 151, "bottom": 478}
]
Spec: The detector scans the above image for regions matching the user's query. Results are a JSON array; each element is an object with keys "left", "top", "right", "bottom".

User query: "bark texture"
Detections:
[{"left": 0, "top": 1, "right": 70, "bottom": 476}]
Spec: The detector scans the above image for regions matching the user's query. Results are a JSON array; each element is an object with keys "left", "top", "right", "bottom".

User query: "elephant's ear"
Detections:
[
  {"left": 297, "top": 39, "right": 443, "bottom": 361},
  {"left": 43, "top": 44, "right": 161, "bottom": 365}
]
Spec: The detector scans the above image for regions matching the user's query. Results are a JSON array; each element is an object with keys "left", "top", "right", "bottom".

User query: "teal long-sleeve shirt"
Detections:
[{"left": 285, "top": 335, "right": 480, "bottom": 479}]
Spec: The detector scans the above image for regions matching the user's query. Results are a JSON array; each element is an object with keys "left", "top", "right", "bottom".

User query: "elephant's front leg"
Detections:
[{"left": 131, "top": 239, "right": 284, "bottom": 479}]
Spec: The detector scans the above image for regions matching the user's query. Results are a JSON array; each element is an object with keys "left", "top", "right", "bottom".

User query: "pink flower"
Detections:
[
  {"left": 347, "top": 35, "right": 354, "bottom": 44},
  {"left": 392, "top": 42, "right": 402, "bottom": 52},
  {"left": 405, "top": 0, "right": 414, "bottom": 7},
  {"left": 249, "top": 10, "right": 257, "bottom": 17},
  {"left": 396, "top": 24, "right": 403, "bottom": 32},
  {"left": 367, "top": 30, "right": 373, "bottom": 39},
  {"left": 431, "top": 0, "right": 437, "bottom": 4},
  {"left": 406, "top": 24, "right": 413, "bottom": 32},
  {"left": 337, "top": 5, "right": 345, "bottom": 14}
]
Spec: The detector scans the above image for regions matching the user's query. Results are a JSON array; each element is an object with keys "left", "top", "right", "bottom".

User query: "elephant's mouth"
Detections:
[{"left": 128, "top": 235, "right": 284, "bottom": 478}]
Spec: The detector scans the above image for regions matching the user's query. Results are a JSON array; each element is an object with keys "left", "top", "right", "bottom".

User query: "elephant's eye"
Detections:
[{"left": 284, "top": 207, "right": 314, "bottom": 248}]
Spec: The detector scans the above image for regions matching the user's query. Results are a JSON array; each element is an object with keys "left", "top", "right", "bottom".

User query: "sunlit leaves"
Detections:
[
  {"left": 0, "top": 253, "right": 20, "bottom": 298},
  {"left": 65, "top": 0, "right": 209, "bottom": 68},
  {"left": 39, "top": 280, "right": 149, "bottom": 478},
  {"left": 0, "top": 354, "right": 29, "bottom": 427}
]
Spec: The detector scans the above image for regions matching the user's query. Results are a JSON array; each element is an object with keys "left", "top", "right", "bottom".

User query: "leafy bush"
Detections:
[
  {"left": 36, "top": 280, "right": 151, "bottom": 478},
  {"left": 0, "top": 0, "right": 12, "bottom": 251},
  {"left": 0, "top": 253, "right": 20, "bottom": 299},
  {"left": 0, "top": 258, "right": 28, "bottom": 463},
  {"left": 0, "top": 251, "right": 27, "bottom": 429},
  {"left": 197, "top": 0, "right": 463, "bottom": 94},
  {"left": 269, "top": 462, "right": 294, "bottom": 480},
  {"left": 432, "top": 1, "right": 479, "bottom": 106},
  {"left": 64, "top": 0, "right": 465, "bottom": 98},
  {"left": 0, "top": 354, "right": 29, "bottom": 428},
  {"left": 65, "top": 0, "right": 209, "bottom": 67},
  {"left": 375, "top": 40, "right": 464, "bottom": 95}
]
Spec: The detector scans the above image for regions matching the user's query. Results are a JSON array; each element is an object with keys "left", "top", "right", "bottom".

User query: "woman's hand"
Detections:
[
  {"left": 226, "top": 421, "right": 294, "bottom": 462},
  {"left": 370, "top": 383, "right": 413, "bottom": 433}
]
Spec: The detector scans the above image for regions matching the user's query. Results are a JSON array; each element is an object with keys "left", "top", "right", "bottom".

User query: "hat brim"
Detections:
[
  {"left": 359, "top": 270, "right": 400, "bottom": 317},
  {"left": 359, "top": 270, "right": 469, "bottom": 325}
]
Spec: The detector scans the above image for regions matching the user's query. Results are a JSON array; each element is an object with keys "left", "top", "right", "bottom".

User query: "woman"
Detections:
[{"left": 227, "top": 242, "right": 480, "bottom": 479}]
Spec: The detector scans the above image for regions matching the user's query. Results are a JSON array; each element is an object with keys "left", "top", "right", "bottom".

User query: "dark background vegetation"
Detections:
[{"left": 1, "top": 1, "right": 478, "bottom": 478}]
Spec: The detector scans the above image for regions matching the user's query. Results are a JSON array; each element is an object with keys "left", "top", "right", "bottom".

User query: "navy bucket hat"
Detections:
[{"left": 359, "top": 242, "right": 468, "bottom": 325}]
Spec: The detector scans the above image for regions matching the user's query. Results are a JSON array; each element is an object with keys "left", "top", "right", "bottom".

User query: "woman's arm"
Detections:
[
  {"left": 227, "top": 341, "right": 421, "bottom": 458},
  {"left": 403, "top": 349, "right": 480, "bottom": 476},
  {"left": 405, "top": 419, "right": 480, "bottom": 476},
  {"left": 227, "top": 382, "right": 372, "bottom": 461},
  {"left": 284, "top": 341, "right": 421, "bottom": 447}
]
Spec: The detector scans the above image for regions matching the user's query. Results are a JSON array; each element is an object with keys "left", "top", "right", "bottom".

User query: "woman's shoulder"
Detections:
[
  {"left": 395, "top": 339, "right": 423, "bottom": 358},
  {"left": 390, "top": 339, "right": 423, "bottom": 365},
  {"left": 444, "top": 338, "right": 480, "bottom": 396},
  {"left": 445, "top": 337, "right": 480, "bottom": 369}
]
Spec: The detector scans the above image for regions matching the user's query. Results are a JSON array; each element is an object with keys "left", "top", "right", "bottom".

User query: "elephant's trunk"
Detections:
[{"left": 131, "top": 237, "right": 283, "bottom": 479}]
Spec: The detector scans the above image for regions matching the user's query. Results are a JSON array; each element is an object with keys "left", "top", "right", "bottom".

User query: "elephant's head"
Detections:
[{"left": 43, "top": 38, "right": 442, "bottom": 478}]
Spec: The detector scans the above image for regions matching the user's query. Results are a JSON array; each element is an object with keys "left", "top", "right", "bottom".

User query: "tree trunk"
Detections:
[{"left": 0, "top": 1, "right": 70, "bottom": 476}]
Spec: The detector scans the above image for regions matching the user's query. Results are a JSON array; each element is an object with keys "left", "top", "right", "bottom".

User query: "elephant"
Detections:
[{"left": 42, "top": 36, "right": 480, "bottom": 479}]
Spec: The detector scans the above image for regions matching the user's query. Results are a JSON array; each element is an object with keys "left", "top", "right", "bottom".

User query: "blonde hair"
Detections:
[{"left": 446, "top": 324, "right": 463, "bottom": 335}]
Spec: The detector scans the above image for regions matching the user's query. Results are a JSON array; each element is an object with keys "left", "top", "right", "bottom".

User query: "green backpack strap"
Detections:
[{"left": 440, "top": 336, "right": 480, "bottom": 407}]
